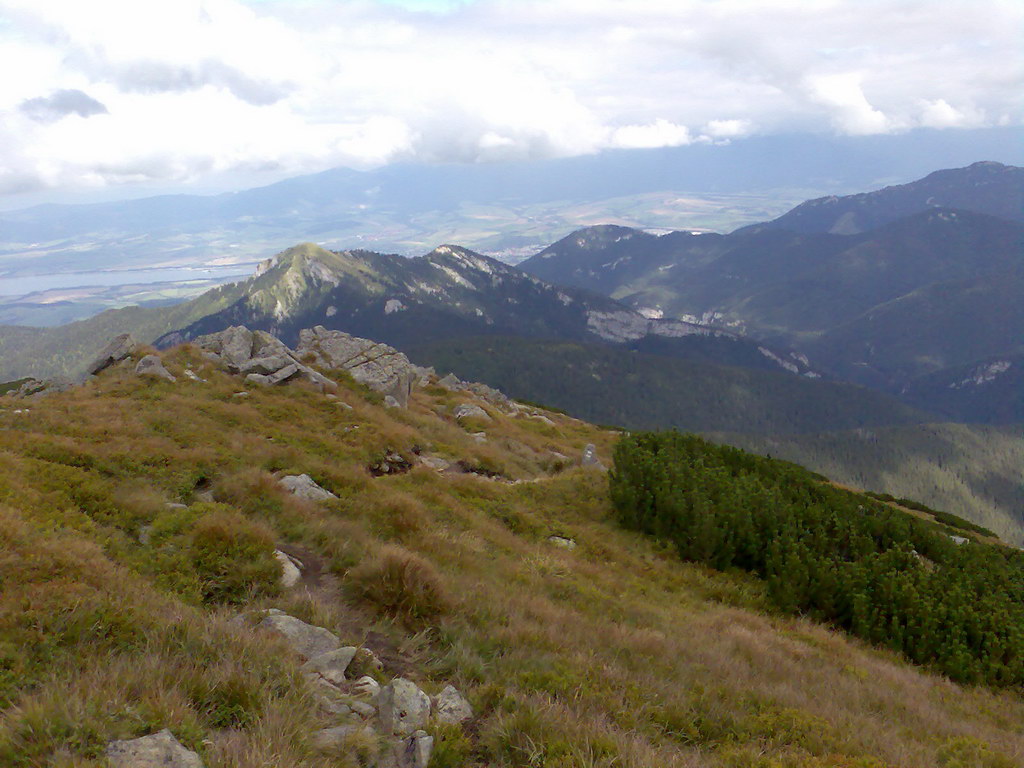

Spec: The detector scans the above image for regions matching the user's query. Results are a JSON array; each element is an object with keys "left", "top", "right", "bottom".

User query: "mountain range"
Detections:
[
  {"left": 520, "top": 161, "right": 1023, "bottom": 416},
  {"left": 1, "top": 160, "right": 1020, "bottom": 540}
]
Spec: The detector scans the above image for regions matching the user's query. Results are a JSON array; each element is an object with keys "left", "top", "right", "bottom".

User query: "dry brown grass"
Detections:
[{"left": 0, "top": 348, "right": 1021, "bottom": 766}]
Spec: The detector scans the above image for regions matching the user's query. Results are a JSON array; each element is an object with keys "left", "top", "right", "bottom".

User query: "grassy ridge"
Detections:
[{"left": 0, "top": 349, "right": 1022, "bottom": 765}]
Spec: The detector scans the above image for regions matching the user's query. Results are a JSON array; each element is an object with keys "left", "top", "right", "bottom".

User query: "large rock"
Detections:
[
  {"left": 87, "top": 333, "right": 136, "bottom": 375},
  {"left": 453, "top": 403, "right": 491, "bottom": 423},
  {"left": 105, "top": 729, "right": 203, "bottom": 768},
  {"left": 296, "top": 326, "right": 416, "bottom": 407},
  {"left": 258, "top": 612, "right": 341, "bottom": 659},
  {"left": 393, "top": 730, "right": 433, "bottom": 768},
  {"left": 378, "top": 678, "right": 431, "bottom": 736},
  {"left": 135, "top": 355, "right": 176, "bottom": 382},
  {"left": 301, "top": 646, "right": 358, "bottom": 686},
  {"left": 274, "top": 550, "right": 302, "bottom": 587},
  {"left": 279, "top": 474, "right": 337, "bottom": 501},
  {"left": 434, "top": 684, "right": 473, "bottom": 724}
]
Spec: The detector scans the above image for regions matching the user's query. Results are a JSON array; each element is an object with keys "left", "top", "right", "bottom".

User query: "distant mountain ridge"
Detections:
[
  {"left": 518, "top": 163, "right": 1024, "bottom": 422},
  {"left": 737, "top": 160, "right": 1024, "bottom": 234}
]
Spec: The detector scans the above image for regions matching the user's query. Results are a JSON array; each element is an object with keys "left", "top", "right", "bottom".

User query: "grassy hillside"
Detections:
[
  {"left": 1, "top": 344, "right": 1023, "bottom": 766},
  {"left": 711, "top": 423, "right": 1024, "bottom": 546},
  {"left": 410, "top": 335, "right": 930, "bottom": 435}
]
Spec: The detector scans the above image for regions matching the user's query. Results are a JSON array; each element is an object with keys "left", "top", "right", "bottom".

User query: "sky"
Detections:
[{"left": 0, "top": 0, "right": 1021, "bottom": 206}]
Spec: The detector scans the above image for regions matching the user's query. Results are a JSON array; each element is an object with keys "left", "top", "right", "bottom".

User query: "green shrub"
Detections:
[{"left": 610, "top": 431, "right": 1024, "bottom": 688}]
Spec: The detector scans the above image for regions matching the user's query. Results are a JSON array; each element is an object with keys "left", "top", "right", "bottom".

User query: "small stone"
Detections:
[
  {"left": 384, "top": 395, "right": 402, "bottom": 408},
  {"left": 453, "top": 403, "right": 491, "bottom": 423},
  {"left": 312, "top": 724, "right": 365, "bottom": 752},
  {"left": 378, "top": 678, "right": 431, "bottom": 736},
  {"left": 581, "top": 443, "right": 605, "bottom": 469},
  {"left": 417, "top": 455, "right": 450, "bottom": 472},
  {"left": 302, "top": 646, "right": 358, "bottom": 686},
  {"left": 434, "top": 684, "right": 473, "bottom": 724},
  {"left": 393, "top": 730, "right": 434, "bottom": 768},
  {"left": 437, "top": 373, "right": 463, "bottom": 391},
  {"left": 232, "top": 391, "right": 250, "bottom": 398},
  {"left": 165, "top": 502, "right": 188, "bottom": 510},
  {"left": 950, "top": 535, "right": 969, "bottom": 545},
  {"left": 279, "top": 474, "right": 337, "bottom": 501},
  {"left": 135, "top": 355, "right": 177, "bottom": 382},
  {"left": 352, "top": 675, "right": 381, "bottom": 700},
  {"left": 183, "top": 368, "right": 205, "bottom": 382},
  {"left": 470, "top": 432, "right": 487, "bottom": 444},
  {"left": 274, "top": 550, "right": 302, "bottom": 588},
  {"left": 349, "top": 700, "right": 377, "bottom": 718},
  {"left": 548, "top": 535, "right": 577, "bottom": 550},
  {"left": 258, "top": 612, "right": 341, "bottom": 660},
  {"left": 105, "top": 729, "right": 203, "bottom": 768}
]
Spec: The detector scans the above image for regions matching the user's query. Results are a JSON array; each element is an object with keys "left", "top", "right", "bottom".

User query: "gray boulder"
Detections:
[
  {"left": 105, "top": 729, "right": 203, "bottom": 768},
  {"left": 301, "top": 646, "right": 358, "bottom": 686},
  {"left": 274, "top": 550, "right": 302, "bottom": 588},
  {"left": 296, "top": 326, "right": 416, "bottom": 407},
  {"left": 434, "top": 684, "right": 473, "bottom": 725},
  {"left": 378, "top": 678, "right": 431, "bottom": 736},
  {"left": 135, "top": 355, "right": 176, "bottom": 382},
  {"left": 393, "top": 730, "right": 434, "bottom": 768},
  {"left": 437, "top": 373, "right": 463, "bottom": 391},
  {"left": 258, "top": 612, "right": 341, "bottom": 659},
  {"left": 453, "top": 403, "right": 491, "bottom": 423},
  {"left": 312, "top": 724, "right": 370, "bottom": 752},
  {"left": 279, "top": 474, "right": 337, "bottom": 501},
  {"left": 88, "top": 333, "right": 136, "bottom": 375}
]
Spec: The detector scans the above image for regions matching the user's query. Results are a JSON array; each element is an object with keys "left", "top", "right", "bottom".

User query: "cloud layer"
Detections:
[{"left": 0, "top": 0, "right": 1020, "bottom": 200}]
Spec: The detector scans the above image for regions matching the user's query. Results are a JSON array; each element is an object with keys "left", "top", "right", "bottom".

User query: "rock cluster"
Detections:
[
  {"left": 193, "top": 326, "right": 337, "bottom": 391},
  {"left": 251, "top": 608, "right": 472, "bottom": 768},
  {"left": 296, "top": 326, "right": 425, "bottom": 407}
]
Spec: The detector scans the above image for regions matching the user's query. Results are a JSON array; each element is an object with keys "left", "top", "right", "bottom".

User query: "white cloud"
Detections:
[{"left": 0, "top": 0, "right": 1020, "bottom": 200}]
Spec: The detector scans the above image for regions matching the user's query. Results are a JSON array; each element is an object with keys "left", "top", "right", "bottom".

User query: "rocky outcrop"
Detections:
[
  {"left": 105, "top": 729, "right": 203, "bottom": 768},
  {"left": 135, "top": 355, "right": 176, "bottom": 382},
  {"left": 296, "top": 326, "right": 421, "bottom": 407},
  {"left": 87, "top": 333, "right": 136, "bottom": 376},
  {"left": 193, "top": 326, "right": 336, "bottom": 391}
]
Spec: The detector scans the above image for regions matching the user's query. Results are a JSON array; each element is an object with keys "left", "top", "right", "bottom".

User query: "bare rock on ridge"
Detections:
[
  {"left": 296, "top": 326, "right": 419, "bottom": 407},
  {"left": 135, "top": 355, "right": 176, "bottom": 382},
  {"left": 87, "top": 333, "right": 136, "bottom": 376}
]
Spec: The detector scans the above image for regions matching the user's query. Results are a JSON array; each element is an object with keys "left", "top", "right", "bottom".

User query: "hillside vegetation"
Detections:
[
  {"left": 411, "top": 335, "right": 929, "bottom": 435},
  {"left": 611, "top": 432, "right": 1024, "bottom": 687},
  {"left": 1, "top": 344, "right": 1023, "bottom": 766},
  {"left": 712, "top": 424, "right": 1024, "bottom": 546}
]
